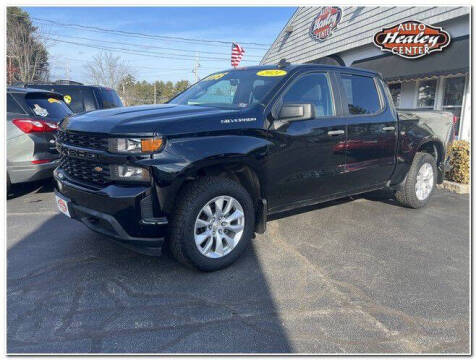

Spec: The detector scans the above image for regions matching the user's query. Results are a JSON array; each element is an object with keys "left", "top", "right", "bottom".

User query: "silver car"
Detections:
[{"left": 7, "top": 87, "right": 73, "bottom": 193}]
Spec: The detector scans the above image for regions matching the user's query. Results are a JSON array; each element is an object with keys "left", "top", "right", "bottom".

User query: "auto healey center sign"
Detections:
[{"left": 373, "top": 20, "right": 451, "bottom": 59}]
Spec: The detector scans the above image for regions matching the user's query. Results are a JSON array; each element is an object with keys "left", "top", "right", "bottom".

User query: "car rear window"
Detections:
[
  {"left": 97, "top": 88, "right": 123, "bottom": 109},
  {"left": 340, "top": 74, "right": 382, "bottom": 115},
  {"left": 57, "top": 88, "right": 86, "bottom": 113},
  {"left": 25, "top": 94, "right": 73, "bottom": 121},
  {"left": 7, "top": 94, "right": 26, "bottom": 114}
]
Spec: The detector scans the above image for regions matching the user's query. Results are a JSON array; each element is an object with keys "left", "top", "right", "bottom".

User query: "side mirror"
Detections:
[{"left": 278, "top": 103, "right": 314, "bottom": 122}]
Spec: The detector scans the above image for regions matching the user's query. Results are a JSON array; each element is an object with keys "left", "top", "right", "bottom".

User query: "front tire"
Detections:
[
  {"left": 169, "top": 176, "right": 255, "bottom": 271},
  {"left": 395, "top": 152, "right": 437, "bottom": 209}
]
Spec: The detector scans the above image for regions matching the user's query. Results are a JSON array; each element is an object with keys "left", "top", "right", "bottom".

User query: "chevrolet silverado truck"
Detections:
[{"left": 54, "top": 64, "right": 453, "bottom": 271}]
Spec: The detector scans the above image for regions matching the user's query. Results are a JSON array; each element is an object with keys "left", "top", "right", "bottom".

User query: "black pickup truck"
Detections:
[{"left": 54, "top": 64, "right": 453, "bottom": 271}]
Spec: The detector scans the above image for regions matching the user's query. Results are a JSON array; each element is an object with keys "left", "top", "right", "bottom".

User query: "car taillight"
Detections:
[
  {"left": 12, "top": 118, "right": 58, "bottom": 133},
  {"left": 31, "top": 159, "right": 52, "bottom": 164}
]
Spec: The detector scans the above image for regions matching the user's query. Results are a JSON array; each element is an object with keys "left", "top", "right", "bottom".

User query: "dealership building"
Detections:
[{"left": 261, "top": 7, "right": 471, "bottom": 140}]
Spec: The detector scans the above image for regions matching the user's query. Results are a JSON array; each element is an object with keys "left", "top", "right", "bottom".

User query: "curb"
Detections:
[{"left": 437, "top": 180, "right": 470, "bottom": 194}]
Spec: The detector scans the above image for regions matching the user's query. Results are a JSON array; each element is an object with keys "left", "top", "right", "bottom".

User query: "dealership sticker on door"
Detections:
[
  {"left": 373, "top": 21, "right": 451, "bottom": 59},
  {"left": 309, "top": 6, "right": 343, "bottom": 42}
]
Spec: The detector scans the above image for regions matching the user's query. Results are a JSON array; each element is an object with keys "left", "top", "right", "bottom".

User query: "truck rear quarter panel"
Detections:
[{"left": 391, "top": 110, "right": 453, "bottom": 185}]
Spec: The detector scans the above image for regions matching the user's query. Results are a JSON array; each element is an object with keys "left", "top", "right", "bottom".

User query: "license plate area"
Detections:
[{"left": 55, "top": 193, "right": 71, "bottom": 218}]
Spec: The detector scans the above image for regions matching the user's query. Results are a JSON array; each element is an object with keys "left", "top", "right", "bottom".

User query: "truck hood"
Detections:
[{"left": 60, "top": 104, "right": 255, "bottom": 136}]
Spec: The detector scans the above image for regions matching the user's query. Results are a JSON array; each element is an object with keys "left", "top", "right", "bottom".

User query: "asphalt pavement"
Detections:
[{"left": 7, "top": 179, "right": 470, "bottom": 353}]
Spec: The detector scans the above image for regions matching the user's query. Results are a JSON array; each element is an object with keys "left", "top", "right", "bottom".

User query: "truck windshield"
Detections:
[{"left": 169, "top": 69, "right": 287, "bottom": 109}]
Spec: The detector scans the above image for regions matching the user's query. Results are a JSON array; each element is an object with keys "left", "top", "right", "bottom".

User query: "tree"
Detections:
[
  {"left": 118, "top": 74, "right": 136, "bottom": 106},
  {"left": 117, "top": 77, "right": 192, "bottom": 106},
  {"left": 174, "top": 80, "right": 191, "bottom": 94},
  {"left": 85, "top": 52, "right": 130, "bottom": 90},
  {"left": 7, "top": 7, "right": 49, "bottom": 84}
]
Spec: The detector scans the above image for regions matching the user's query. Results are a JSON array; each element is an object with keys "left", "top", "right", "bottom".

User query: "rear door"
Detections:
[
  {"left": 265, "top": 71, "right": 349, "bottom": 212},
  {"left": 337, "top": 72, "right": 397, "bottom": 190}
]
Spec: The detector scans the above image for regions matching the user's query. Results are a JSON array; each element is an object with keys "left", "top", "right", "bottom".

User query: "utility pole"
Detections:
[
  {"left": 65, "top": 60, "right": 70, "bottom": 81},
  {"left": 154, "top": 82, "right": 157, "bottom": 104},
  {"left": 192, "top": 52, "right": 200, "bottom": 83}
]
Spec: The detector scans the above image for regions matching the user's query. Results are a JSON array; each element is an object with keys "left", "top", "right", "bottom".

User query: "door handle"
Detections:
[
  {"left": 382, "top": 126, "right": 395, "bottom": 131},
  {"left": 327, "top": 130, "right": 345, "bottom": 136}
]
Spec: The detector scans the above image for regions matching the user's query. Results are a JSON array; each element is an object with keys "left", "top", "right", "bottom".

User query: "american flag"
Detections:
[{"left": 231, "top": 42, "right": 245, "bottom": 68}]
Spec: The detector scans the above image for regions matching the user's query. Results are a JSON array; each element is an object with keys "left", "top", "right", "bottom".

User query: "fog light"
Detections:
[{"left": 110, "top": 165, "right": 150, "bottom": 182}]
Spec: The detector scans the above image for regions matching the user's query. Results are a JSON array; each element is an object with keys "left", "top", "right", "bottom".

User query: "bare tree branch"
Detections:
[
  {"left": 7, "top": 8, "right": 50, "bottom": 84},
  {"left": 84, "top": 51, "right": 131, "bottom": 90}
]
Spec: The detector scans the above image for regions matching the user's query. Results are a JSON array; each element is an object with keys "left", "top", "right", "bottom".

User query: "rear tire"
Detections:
[
  {"left": 168, "top": 176, "right": 255, "bottom": 271},
  {"left": 395, "top": 152, "right": 437, "bottom": 209}
]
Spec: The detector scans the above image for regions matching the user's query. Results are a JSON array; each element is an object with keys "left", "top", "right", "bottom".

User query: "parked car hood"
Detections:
[{"left": 59, "top": 104, "right": 257, "bottom": 136}]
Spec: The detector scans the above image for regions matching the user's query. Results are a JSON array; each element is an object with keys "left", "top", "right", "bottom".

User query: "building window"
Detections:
[
  {"left": 443, "top": 76, "right": 466, "bottom": 137},
  {"left": 417, "top": 79, "right": 437, "bottom": 108},
  {"left": 388, "top": 83, "right": 401, "bottom": 107}
]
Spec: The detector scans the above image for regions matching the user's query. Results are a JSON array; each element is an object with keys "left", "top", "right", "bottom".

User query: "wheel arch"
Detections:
[
  {"left": 417, "top": 138, "right": 445, "bottom": 166},
  {"left": 158, "top": 159, "right": 265, "bottom": 215},
  {"left": 182, "top": 161, "right": 263, "bottom": 204}
]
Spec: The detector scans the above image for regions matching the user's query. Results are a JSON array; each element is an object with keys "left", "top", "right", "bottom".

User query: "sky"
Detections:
[{"left": 22, "top": 7, "right": 295, "bottom": 85}]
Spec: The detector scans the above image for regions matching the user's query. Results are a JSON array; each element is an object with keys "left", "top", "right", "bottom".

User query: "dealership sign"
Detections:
[
  {"left": 309, "top": 7, "right": 343, "bottom": 42},
  {"left": 373, "top": 21, "right": 451, "bottom": 59}
]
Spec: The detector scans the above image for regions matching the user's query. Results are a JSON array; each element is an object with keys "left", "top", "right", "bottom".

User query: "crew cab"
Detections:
[{"left": 54, "top": 64, "right": 453, "bottom": 271}]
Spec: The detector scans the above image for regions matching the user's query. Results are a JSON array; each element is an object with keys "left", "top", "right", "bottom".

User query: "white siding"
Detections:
[{"left": 261, "top": 6, "right": 470, "bottom": 65}]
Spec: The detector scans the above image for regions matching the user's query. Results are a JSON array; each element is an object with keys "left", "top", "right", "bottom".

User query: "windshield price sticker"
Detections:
[
  {"left": 48, "top": 98, "right": 60, "bottom": 103},
  {"left": 256, "top": 70, "right": 287, "bottom": 77},
  {"left": 63, "top": 95, "right": 72, "bottom": 104},
  {"left": 204, "top": 72, "right": 228, "bottom": 81}
]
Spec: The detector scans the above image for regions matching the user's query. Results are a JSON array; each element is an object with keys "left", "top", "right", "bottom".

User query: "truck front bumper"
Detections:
[{"left": 54, "top": 169, "right": 167, "bottom": 254}]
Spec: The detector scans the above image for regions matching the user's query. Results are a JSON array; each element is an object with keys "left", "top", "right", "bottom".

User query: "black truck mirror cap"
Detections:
[{"left": 278, "top": 103, "right": 313, "bottom": 121}]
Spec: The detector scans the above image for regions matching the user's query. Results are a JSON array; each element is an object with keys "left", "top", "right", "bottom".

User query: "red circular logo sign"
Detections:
[{"left": 309, "top": 7, "right": 343, "bottom": 42}]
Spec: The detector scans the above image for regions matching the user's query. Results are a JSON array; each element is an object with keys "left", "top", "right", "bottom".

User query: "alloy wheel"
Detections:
[{"left": 194, "top": 195, "right": 245, "bottom": 258}]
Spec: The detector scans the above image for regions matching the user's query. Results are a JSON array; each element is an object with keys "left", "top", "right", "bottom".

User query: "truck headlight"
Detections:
[
  {"left": 110, "top": 165, "right": 150, "bottom": 182},
  {"left": 109, "top": 137, "right": 164, "bottom": 154}
]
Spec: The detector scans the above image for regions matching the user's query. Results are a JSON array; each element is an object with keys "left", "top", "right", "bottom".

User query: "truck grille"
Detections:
[
  {"left": 59, "top": 155, "right": 111, "bottom": 186},
  {"left": 56, "top": 130, "right": 108, "bottom": 151}
]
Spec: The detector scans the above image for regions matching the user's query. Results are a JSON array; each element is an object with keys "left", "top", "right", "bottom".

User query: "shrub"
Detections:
[{"left": 446, "top": 140, "right": 470, "bottom": 184}]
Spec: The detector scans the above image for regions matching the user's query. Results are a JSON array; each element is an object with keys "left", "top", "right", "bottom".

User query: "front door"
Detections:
[
  {"left": 338, "top": 73, "right": 397, "bottom": 190},
  {"left": 265, "top": 72, "right": 348, "bottom": 212}
]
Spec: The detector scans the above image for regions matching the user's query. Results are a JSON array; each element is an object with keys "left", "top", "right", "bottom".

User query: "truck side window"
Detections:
[
  {"left": 282, "top": 73, "right": 334, "bottom": 117},
  {"left": 341, "top": 74, "right": 382, "bottom": 115}
]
